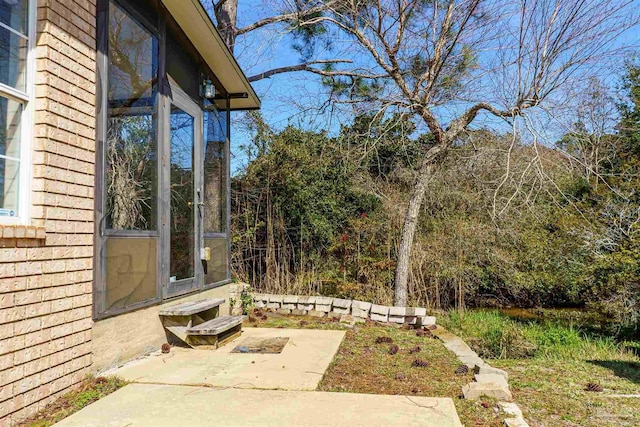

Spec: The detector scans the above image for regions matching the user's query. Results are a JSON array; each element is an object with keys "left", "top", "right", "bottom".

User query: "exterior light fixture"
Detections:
[{"left": 202, "top": 78, "right": 215, "bottom": 99}]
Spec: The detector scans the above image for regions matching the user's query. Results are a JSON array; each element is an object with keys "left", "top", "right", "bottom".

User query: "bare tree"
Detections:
[
  {"left": 278, "top": 0, "right": 637, "bottom": 305},
  {"left": 215, "top": 0, "right": 638, "bottom": 305}
]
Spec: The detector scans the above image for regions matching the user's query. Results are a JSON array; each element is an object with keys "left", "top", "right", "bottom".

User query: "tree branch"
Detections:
[
  {"left": 237, "top": 2, "right": 333, "bottom": 35},
  {"left": 247, "top": 59, "right": 386, "bottom": 82}
]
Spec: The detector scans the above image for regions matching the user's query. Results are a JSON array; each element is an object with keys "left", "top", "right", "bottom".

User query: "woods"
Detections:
[{"left": 230, "top": 62, "right": 640, "bottom": 328}]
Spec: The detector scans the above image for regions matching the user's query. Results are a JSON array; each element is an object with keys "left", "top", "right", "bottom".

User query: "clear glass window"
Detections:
[
  {"left": 0, "top": 0, "right": 28, "bottom": 34},
  {"left": 203, "top": 102, "right": 228, "bottom": 234},
  {"left": 105, "top": 0, "right": 159, "bottom": 231},
  {"left": 0, "top": 0, "right": 30, "bottom": 222},
  {"left": 0, "top": 96, "right": 21, "bottom": 217}
]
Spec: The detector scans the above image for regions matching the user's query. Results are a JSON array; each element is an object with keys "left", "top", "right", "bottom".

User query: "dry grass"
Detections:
[
  {"left": 246, "top": 310, "right": 506, "bottom": 426},
  {"left": 16, "top": 376, "right": 127, "bottom": 427},
  {"left": 493, "top": 358, "right": 640, "bottom": 427},
  {"left": 441, "top": 310, "right": 640, "bottom": 426}
]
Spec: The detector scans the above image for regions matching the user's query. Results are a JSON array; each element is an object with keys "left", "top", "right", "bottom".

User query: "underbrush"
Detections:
[{"left": 439, "top": 310, "right": 638, "bottom": 361}]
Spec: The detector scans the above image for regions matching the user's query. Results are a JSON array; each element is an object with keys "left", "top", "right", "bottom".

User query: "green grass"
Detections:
[
  {"left": 17, "top": 375, "right": 127, "bottom": 427},
  {"left": 439, "top": 310, "right": 640, "bottom": 426}
]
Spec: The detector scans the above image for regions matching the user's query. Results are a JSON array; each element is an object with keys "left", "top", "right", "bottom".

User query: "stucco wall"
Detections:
[
  {"left": 0, "top": 0, "right": 97, "bottom": 424},
  {"left": 92, "top": 284, "right": 231, "bottom": 372}
]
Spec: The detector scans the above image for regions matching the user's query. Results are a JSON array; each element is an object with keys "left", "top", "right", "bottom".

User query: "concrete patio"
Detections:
[
  {"left": 54, "top": 384, "right": 463, "bottom": 427},
  {"left": 54, "top": 327, "right": 463, "bottom": 426},
  {"left": 107, "top": 327, "right": 346, "bottom": 390}
]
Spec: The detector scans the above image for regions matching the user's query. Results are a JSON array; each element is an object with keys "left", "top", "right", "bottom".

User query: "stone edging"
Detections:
[
  {"left": 432, "top": 326, "right": 530, "bottom": 427},
  {"left": 252, "top": 293, "right": 437, "bottom": 326}
]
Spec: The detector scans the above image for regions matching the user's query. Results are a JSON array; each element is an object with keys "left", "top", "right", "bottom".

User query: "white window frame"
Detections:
[{"left": 0, "top": 0, "right": 36, "bottom": 225}]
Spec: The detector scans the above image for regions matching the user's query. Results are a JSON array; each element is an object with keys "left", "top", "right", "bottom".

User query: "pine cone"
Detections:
[
  {"left": 375, "top": 336, "right": 393, "bottom": 344},
  {"left": 394, "top": 373, "right": 406, "bottom": 381},
  {"left": 422, "top": 329, "right": 433, "bottom": 337},
  {"left": 455, "top": 365, "right": 469, "bottom": 375},
  {"left": 415, "top": 330, "right": 425, "bottom": 337},
  {"left": 299, "top": 320, "right": 308, "bottom": 326},
  {"left": 261, "top": 315, "right": 268, "bottom": 321},
  {"left": 408, "top": 346, "right": 421, "bottom": 354},
  {"left": 161, "top": 343, "right": 171, "bottom": 354},
  {"left": 389, "top": 344, "right": 399, "bottom": 355},
  {"left": 411, "top": 359, "right": 429, "bottom": 368},
  {"left": 248, "top": 315, "right": 256, "bottom": 323},
  {"left": 585, "top": 382, "right": 603, "bottom": 392}
]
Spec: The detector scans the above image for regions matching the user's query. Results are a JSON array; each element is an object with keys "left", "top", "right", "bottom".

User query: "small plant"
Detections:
[{"left": 240, "top": 287, "right": 254, "bottom": 314}]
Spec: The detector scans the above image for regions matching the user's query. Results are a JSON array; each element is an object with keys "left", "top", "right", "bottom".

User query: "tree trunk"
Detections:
[
  {"left": 393, "top": 143, "right": 446, "bottom": 306},
  {"left": 215, "top": 0, "right": 238, "bottom": 52}
]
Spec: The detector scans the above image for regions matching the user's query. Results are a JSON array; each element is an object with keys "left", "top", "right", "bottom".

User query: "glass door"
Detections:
[{"left": 163, "top": 86, "right": 203, "bottom": 297}]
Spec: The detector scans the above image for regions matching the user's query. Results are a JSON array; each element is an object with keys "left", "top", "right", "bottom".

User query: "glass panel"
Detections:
[
  {"left": 0, "top": 24, "right": 27, "bottom": 92},
  {"left": 0, "top": 0, "right": 28, "bottom": 34},
  {"left": 169, "top": 105, "right": 195, "bottom": 281},
  {"left": 204, "top": 238, "right": 228, "bottom": 285},
  {"left": 0, "top": 95, "right": 20, "bottom": 218},
  {"left": 106, "top": 0, "right": 158, "bottom": 230},
  {"left": 105, "top": 237, "right": 157, "bottom": 310},
  {"left": 203, "top": 103, "right": 227, "bottom": 233}
]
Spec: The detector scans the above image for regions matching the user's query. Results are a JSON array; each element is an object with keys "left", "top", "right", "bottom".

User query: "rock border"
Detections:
[
  {"left": 431, "top": 326, "right": 530, "bottom": 427},
  {"left": 252, "top": 293, "right": 436, "bottom": 327}
]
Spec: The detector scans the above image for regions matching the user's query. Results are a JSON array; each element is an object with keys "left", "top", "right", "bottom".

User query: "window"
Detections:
[
  {"left": 101, "top": 0, "right": 160, "bottom": 313},
  {"left": 203, "top": 99, "right": 229, "bottom": 285},
  {"left": 0, "top": 0, "right": 33, "bottom": 222},
  {"left": 203, "top": 100, "right": 228, "bottom": 234},
  {"left": 105, "top": 0, "right": 158, "bottom": 231}
]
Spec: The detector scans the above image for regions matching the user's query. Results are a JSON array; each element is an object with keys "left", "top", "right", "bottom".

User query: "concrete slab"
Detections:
[
  {"left": 54, "top": 384, "right": 463, "bottom": 427},
  {"left": 109, "top": 328, "right": 345, "bottom": 391}
]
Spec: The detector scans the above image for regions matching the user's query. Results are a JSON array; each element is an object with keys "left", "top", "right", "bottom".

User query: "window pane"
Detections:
[
  {"left": 169, "top": 106, "right": 195, "bottom": 281},
  {"left": 0, "top": 24, "right": 27, "bottom": 92},
  {"left": 0, "top": 0, "right": 28, "bottom": 34},
  {"left": 0, "top": 95, "right": 21, "bottom": 157},
  {"left": 203, "top": 104, "right": 227, "bottom": 233},
  {"left": 0, "top": 95, "right": 20, "bottom": 218},
  {"left": 106, "top": 0, "right": 158, "bottom": 230},
  {"left": 0, "top": 157, "right": 19, "bottom": 217}
]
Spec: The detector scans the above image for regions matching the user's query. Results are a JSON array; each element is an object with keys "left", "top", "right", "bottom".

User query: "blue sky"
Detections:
[{"left": 200, "top": 0, "right": 640, "bottom": 174}]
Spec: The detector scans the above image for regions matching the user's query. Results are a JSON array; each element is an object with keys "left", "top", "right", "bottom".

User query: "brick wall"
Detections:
[{"left": 0, "top": 0, "right": 97, "bottom": 424}]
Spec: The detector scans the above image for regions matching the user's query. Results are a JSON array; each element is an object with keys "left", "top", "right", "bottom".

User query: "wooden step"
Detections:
[
  {"left": 186, "top": 315, "right": 243, "bottom": 336},
  {"left": 159, "top": 298, "right": 225, "bottom": 316}
]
